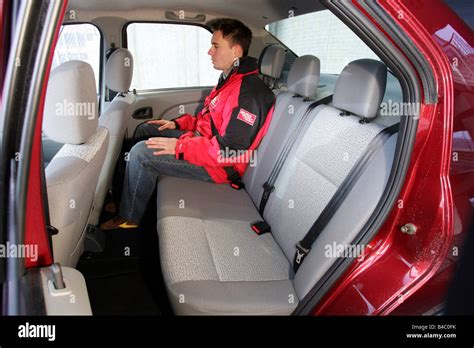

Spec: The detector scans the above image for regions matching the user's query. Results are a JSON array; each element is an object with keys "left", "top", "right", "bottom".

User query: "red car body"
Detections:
[{"left": 315, "top": 0, "right": 474, "bottom": 315}]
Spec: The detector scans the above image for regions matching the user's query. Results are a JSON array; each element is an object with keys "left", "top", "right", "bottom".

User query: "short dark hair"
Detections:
[{"left": 206, "top": 18, "right": 252, "bottom": 56}]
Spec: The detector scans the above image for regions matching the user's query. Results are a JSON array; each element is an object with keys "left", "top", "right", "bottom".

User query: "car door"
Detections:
[
  {"left": 1, "top": 0, "right": 92, "bottom": 315},
  {"left": 122, "top": 22, "right": 220, "bottom": 137}
]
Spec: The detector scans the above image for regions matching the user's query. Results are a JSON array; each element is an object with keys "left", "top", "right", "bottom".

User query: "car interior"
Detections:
[{"left": 39, "top": 0, "right": 404, "bottom": 315}]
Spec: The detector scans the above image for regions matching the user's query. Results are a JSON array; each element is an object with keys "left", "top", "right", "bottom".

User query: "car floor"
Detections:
[{"left": 76, "top": 193, "right": 172, "bottom": 316}]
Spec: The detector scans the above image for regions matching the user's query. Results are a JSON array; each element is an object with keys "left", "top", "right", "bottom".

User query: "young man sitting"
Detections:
[{"left": 102, "top": 18, "right": 275, "bottom": 230}]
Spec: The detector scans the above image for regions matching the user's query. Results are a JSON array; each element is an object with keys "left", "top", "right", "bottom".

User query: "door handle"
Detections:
[{"left": 133, "top": 106, "right": 153, "bottom": 120}]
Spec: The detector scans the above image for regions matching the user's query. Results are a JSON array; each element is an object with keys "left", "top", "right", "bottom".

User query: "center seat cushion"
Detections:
[
  {"left": 158, "top": 216, "right": 296, "bottom": 315},
  {"left": 156, "top": 176, "right": 260, "bottom": 221}
]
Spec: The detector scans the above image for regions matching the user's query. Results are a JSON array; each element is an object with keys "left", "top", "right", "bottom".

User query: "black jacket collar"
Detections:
[{"left": 216, "top": 56, "right": 258, "bottom": 90}]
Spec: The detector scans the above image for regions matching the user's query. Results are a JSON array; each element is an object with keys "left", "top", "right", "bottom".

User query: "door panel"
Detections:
[{"left": 125, "top": 87, "right": 212, "bottom": 137}]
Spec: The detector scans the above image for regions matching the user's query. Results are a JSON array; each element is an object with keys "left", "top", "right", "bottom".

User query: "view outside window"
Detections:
[
  {"left": 266, "top": 10, "right": 379, "bottom": 74},
  {"left": 127, "top": 23, "right": 221, "bottom": 90},
  {"left": 51, "top": 23, "right": 101, "bottom": 91}
]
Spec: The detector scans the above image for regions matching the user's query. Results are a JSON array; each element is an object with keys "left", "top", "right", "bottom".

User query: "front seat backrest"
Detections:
[
  {"left": 88, "top": 48, "right": 135, "bottom": 226},
  {"left": 44, "top": 60, "right": 109, "bottom": 267}
]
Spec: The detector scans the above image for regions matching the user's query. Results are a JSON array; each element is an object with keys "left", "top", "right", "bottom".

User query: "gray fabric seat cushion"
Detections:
[
  {"left": 157, "top": 216, "right": 297, "bottom": 315},
  {"left": 155, "top": 55, "right": 323, "bottom": 315},
  {"left": 167, "top": 280, "right": 297, "bottom": 315},
  {"left": 157, "top": 176, "right": 261, "bottom": 222}
]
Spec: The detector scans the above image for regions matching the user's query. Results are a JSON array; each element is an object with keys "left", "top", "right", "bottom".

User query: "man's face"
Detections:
[{"left": 208, "top": 30, "right": 239, "bottom": 73}]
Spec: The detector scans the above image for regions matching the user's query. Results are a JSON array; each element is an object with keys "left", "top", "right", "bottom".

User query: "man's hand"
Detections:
[
  {"left": 145, "top": 137, "right": 178, "bottom": 156},
  {"left": 147, "top": 119, "right": 176, "bottom": 131}
]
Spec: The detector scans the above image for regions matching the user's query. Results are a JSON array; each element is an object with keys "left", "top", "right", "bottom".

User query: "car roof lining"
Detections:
[{"left": 65, "top": 0, "right": 326, "bottom": 33}]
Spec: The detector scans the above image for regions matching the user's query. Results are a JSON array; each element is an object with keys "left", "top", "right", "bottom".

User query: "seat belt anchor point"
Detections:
[
  {"left": 262, "top": 182, "right": 275, "bottom": 193},
  {"left": 251, "top": 221, "right": 271, "bottom": 235},
  {"left": 230, "top": 181, "right": 245, "bottom": 190},
  {"left": 295, "top": 241, "right": 310, "bottom": 264}
]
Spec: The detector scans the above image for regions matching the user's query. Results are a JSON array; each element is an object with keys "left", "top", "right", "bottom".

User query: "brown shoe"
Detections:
[{"left": 100, "top": 216, "right": 138, "bottom": 230}]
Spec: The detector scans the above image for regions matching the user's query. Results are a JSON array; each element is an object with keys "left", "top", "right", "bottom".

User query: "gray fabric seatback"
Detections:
[
  {"left": 262, "top": 59, "right": 394, "bottom": 298},
  {"left": 293, "top": 133, "right": 397, "bottom": 298},
  {"left": 88, "top": 48, "right": 135, "bottom": 226},
  {"left": 44, "top": 60, "right": 109, "bottom": 267},
  {"left": 243, "top": 55, "right": 321, "bottom": 206}
]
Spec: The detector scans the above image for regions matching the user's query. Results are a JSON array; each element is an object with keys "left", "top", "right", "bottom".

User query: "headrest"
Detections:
[
  {"left": 258, "top": 45, "right": 285, "bottom": 79},
  {"left": 333, "top": 59, "right": 387, "bottom": 119},
  {"left": 43, "top": 61, "right": 98, "bottom": 144},
  {"left": 287, "top": 55, "right": 320, "bottom": 98},
  {"left": 105, "top": 48, "right": 134, "bottom": 93}
]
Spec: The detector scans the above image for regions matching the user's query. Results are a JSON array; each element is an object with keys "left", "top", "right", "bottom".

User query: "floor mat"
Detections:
[
  {"left": 77, "top": 255, "right": 161, "bottom": 316},
  {"left": 77, "top": 193, "right": 172, "bottom": 316}
]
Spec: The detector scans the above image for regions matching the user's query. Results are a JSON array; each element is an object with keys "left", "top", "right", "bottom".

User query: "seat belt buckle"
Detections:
[
  {"left": 295, "top": 241, "right": 311, "bottom": 265},
  {"left": 230, "top": 181, "right": 245, "bottom": 190},
  {"left": 226, "top": 169, "right": 245, "bottom": 190},
  {"left": 251, "top": 221, "right": 271, "bottom": 235}
]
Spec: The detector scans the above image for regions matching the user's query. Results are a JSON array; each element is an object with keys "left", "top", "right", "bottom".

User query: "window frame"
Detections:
[{"left": 122, "top": 21, "right": 219, "bottom": 92}]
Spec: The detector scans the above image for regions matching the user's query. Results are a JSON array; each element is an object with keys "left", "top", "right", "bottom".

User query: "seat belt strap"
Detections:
[
  {"left": 40, "top": 147, "right": 58, "bottom": 260},
  {"left": 259, "top": 93, "right": 333, "bottom": 214},
  {"left": 210, "top": 117, "right": 245, "bottom": 190},
  {"left": 293, "top": 123, "right": 399, "bottom": 272}
]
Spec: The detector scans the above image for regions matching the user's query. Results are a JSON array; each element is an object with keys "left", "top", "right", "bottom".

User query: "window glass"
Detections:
[
  {"left": 51, "top": 23, "right": 101, "bottom": 91},
  {"left": 126, "top": 23, "right": 221, "bottom": 90},
  {"left": 444, "top": 0, "right": 474, "bottom": 30},
  {"left": 265, "top": 10, "right": 379, "bottom": 74}
]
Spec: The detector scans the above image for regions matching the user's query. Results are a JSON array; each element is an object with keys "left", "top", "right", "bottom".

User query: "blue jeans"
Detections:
[{"left": 119, "top": 123, "right": 213, "bottom": 224}]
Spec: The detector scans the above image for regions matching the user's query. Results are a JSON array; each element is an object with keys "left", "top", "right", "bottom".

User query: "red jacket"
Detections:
[{"left": 173, "top": 56, "right": 275, "bottom": 184}]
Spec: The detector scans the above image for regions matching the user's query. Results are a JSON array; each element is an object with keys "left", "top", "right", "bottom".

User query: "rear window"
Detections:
[{"left": 265, "top": 10, "right": 379, "bottom": 75}]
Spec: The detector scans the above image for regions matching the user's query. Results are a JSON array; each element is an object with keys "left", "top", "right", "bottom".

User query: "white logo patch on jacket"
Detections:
[
  {"left": 237, "top": 109, "right": 257, "bottom": 126},
  {"left": 210, "top": 95, "right": 220, "bottom": 109}
]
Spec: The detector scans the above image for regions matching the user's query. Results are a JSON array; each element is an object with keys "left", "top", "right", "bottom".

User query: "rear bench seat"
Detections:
[{"left": 156, "top": 58, "right": 398, "bottom": 315}]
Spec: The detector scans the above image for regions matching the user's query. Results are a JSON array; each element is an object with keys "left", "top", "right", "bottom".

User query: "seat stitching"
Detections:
[{"left": 201, "top": 219, "right": 222, "bottom": 282}]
